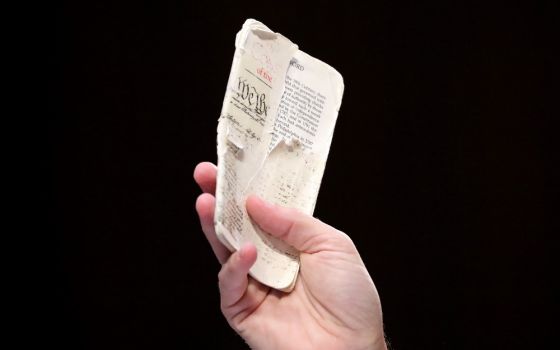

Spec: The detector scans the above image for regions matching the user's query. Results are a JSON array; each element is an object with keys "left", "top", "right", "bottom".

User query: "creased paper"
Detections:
[{"left": 214, "top": 19, "right": 344, "bottom": 291}]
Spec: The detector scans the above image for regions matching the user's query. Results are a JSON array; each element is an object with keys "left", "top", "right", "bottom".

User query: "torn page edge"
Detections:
[{"left": 215, "top": 19, "right": 342, "bottom": 292}]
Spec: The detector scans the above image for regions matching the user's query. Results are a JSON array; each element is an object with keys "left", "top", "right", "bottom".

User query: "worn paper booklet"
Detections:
[{"left": 214, "top": 19, "right": 344, "bottom": 292}]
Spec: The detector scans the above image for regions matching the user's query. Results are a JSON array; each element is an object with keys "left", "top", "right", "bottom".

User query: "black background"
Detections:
[{"left": 49, "top": 1, "right": 553, "bottom": 349}]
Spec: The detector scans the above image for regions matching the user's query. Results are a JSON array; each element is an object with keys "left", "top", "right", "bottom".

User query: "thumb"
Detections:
[{"left": 246, "top": 195, "right": 352, "bottom": 254}]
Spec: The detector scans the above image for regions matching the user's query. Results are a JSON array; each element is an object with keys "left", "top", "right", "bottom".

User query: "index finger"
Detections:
[
  {"left": 194, "top": 162, "right": 217, "bottom": 195},
  {"left": 196, "top": 193, "right": 231, "bottom": 264}
]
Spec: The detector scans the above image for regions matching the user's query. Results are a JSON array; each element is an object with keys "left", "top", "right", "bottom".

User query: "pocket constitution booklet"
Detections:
[{"left": 214, "top": 19, "right": 344, "bottom": 292}]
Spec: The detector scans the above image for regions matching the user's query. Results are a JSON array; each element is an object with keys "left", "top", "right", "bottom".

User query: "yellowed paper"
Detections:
[{"left": 214, "top": 19, "right": 344, "bottom": 291}]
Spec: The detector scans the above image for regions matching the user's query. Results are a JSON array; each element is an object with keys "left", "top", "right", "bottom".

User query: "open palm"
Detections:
[{"left": 194, "top": 162, "right": 387, "bottom": 350}]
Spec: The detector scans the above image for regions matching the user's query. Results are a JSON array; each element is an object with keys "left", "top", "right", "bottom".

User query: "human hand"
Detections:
[{"left": 194, "top": 162, "right": 387, "bottom": 350}]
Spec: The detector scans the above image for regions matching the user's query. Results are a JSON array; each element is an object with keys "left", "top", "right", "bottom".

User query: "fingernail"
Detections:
[
  {"left": 253, "top": 195, "right": 274, "bottom": 209},
  {"left": 239, "top": 242, "right": 253, "bottom": 259},
  {"left": 238, "top": 243, "right": 247, "bottom": 258}
]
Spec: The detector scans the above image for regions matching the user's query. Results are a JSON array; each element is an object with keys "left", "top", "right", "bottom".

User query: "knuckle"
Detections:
[
  {"left": 219, "top": 300, "right": 228, "bottom": 314},
  {"left": 336, "top": 229, "right": 351, "bottom": 241},
  {"left": 332, "top": 229, "right": 357, "bottom": 249},
  {"left": 286, "top": 207, "right": 302, "bottom": 216},
  {"left": 217, "top": 266, "right": 228, "bottom": 284}
]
